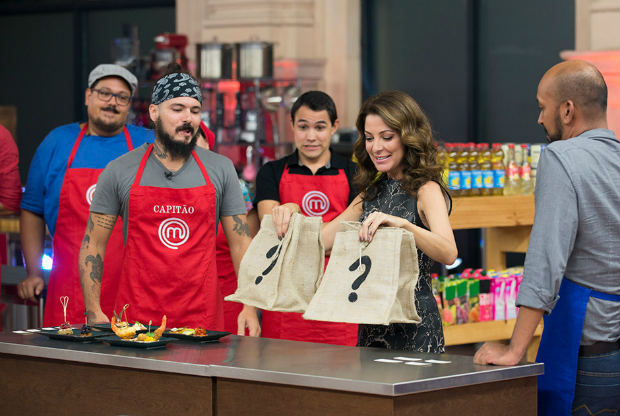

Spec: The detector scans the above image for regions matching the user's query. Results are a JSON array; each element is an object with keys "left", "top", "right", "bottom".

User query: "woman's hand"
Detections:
[
  {"left": 359, "top": 211, "right": 408, "bottom": 242},
  {"left": 271, "top": 203, "right": 300, "bottom": 239}
]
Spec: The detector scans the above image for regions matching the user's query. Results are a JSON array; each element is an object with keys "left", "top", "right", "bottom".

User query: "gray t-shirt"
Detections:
[
  {"left": 91, "top": 143, "right": 246, "bottom": 241},
  {"left": 516, "top": 129, "right": 620, "bottom": 345}
]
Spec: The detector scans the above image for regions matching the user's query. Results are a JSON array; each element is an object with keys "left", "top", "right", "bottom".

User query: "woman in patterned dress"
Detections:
[{"left": 272, "top": 90, "right": 457, "bottom": 352}]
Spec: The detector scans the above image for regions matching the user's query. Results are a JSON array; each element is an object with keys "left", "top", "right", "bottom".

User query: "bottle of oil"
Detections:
[
  {"left": 519, "top": 144, "right": 533, "bottom": 194},
  {"left": 491, "top": 143, "right": 505, "bottom": 195},
  {"left": 504, "top": 144, "right": 520, "bottom": 196},
  {"left": 437, "top": 143, "right": 449, "bottom": 189},
  {"left": 479, "top": 143, "right": 493, "bottom": 196},
  {"left": 468, "top": 142, "right": 482, "bottom": 196},
  {"left": 447, "top": 143, "right": 461, "bottom": 197},
  {"left": 457, "top": 143, "right": 471, "bottom": 197}
]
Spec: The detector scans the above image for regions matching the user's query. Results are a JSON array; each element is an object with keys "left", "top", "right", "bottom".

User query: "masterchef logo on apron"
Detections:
[
  {"left": 302, "top": 191, "right": 330, "bottom": 216},
  {"left": 158, "top": 217, "right": 190, "bottom": 249},
  {"left": 85, "top": 184, "right": 97, "bottom": 205}
]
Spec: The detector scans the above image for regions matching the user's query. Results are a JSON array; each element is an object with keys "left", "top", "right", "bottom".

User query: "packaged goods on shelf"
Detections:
[{"left": 436, "top": 267, "right": 523, "bottom": 327}]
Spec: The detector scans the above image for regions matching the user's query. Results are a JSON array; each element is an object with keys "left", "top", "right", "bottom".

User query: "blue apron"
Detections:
[{"left": 537, "top": 278, "right": 620, "bottom": 415}]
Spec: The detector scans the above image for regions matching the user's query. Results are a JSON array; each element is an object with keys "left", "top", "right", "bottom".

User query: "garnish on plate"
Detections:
[{"left": 57, "top": 296, "right": 73, "bottom": 335}]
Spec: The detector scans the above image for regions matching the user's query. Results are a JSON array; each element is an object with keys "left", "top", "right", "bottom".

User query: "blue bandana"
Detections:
[{"left": 151, "top": 73, "right": 202, "bottom": 105}]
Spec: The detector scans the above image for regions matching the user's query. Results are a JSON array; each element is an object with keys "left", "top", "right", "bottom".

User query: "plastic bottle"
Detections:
[
  {"left": 468, "top": 142, "right": 482, "bottom": 196},
  {"left": 478, "top": 143, "right": 493, "bottom": 196},
  {"left": 437, "top": 143, "right": 449, "bottom": 189},
  {"left": 447, "top": 143, "right": 461, "bottom": 197},
  {"left": 519, "top": 143, "right": 533, "bottom": 194},
  {"left": 491, "top": 143, "right": 505, "bottom": 195},
  {"left": 504, "top": 144, "right": 520, "bottom": 196},
  {"left": 457, "top": 143, "right": 472, "bottom": 197}
]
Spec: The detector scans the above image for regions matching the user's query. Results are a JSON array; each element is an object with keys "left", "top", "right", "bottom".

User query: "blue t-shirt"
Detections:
[{"left": 21, "top": 122, "right": 154, "bottom": 236}]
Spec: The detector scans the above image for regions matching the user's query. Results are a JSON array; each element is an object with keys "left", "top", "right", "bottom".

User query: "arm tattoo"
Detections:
[
  {"left": 85, "top": 254, "right": 104, "bottom": 284},
  {"left": 87, "top": 216, "right": 94, "bottom": 232},
  {"left": 93, "top": 214, "right": 116, "bottom": 230},
  {"left": 154, "top": 142, "right": 168, "bottom": 159},
  {"left": 232, "top": 215, "right": 251, "bottom": 237},
  {"left": 81, "top": 233, "right": 90, "bottom": 249}
]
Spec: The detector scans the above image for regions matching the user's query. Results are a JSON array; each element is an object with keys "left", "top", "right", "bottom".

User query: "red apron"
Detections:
[
  {"left": 261, "top": 164, "right": 359, "bottom": 346},
  {"left": 115, "top": 144, "right": 223, "bottom": 329},
  {"left": 44, "top": 124, "right": 131, "bottom": 326},
  {"left": 216, "top": 221, "right": 243, "bottom": 334}
]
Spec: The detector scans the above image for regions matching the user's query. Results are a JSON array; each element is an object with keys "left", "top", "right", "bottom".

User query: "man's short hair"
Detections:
[
  {"left": 555, "top": 65, "right": 607, "bottom": 115},
  {"left": 290, "top": 90, "right": 338, "bottom": 125}
]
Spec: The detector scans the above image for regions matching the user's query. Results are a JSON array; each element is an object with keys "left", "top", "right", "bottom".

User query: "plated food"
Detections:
[
  {"left": 169, "top": 327, "right": 207, "bottom": 336},
  {"left": 166, "top": 327, "right": 231, "bottom": 342},
  {"left": 40, "top": 327, "right": 107, "bottom": 342},
  {"left": 57, "top": 322, "right": 73, "bottom": 336},
  {"left": 80, "top": 324, "right": 92, "bottom": 337},
  {"left": 111, "top": 315, "right": 167, "bottom": 342}
]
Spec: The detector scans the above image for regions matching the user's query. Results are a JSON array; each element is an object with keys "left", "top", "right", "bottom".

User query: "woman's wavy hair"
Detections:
[{"left": 353, "top": 90, "right": 444, "bottom": 201}]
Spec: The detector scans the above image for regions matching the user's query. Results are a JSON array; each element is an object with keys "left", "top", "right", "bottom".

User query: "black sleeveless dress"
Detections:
[{"left": 357, "top": 177, "right": 445, "bottom": 353}]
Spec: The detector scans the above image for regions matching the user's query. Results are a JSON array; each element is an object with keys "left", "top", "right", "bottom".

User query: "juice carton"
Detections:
[
  {"left": 491, "top": 277, "right": 508, "bottom": 320},
  {"left": 460, "top": 268, "right": 473, "bottom": 279},
  {"left": 442, "top": 282, "right": 457, "bottom": 326},
  {"left": 467, "top": 279, "right": 480, "bottom": 322},
  {"left": 505, "top": 276, "right": 518, "bottom": 319},
  {"left": 456, "top": 279, "right": 469, "bottom": 324},
  {"left": 478, "top": 278, "right": 493, "bottom": 321},
  {"left": 470, "top": 268, "right": 486, "bottom": 279}
]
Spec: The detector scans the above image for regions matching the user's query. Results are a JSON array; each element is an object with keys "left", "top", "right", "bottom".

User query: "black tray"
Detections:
[
  {"left": 165, "top": 329, "right": 231, "bottom": 343},
  {"left": 100, "top": 335, "right": 174, "bottom": 349},
  {"left": 40, "top": 329, "right": 108, "bottom": 342}
]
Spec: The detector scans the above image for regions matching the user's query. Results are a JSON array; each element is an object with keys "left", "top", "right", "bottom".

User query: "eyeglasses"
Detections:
[{"left": 91, "top": 88, "right": 131, "bottom": 106}]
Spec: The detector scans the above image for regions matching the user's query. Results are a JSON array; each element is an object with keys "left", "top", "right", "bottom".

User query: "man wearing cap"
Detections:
[
  {"left": 78, "top": 72, "right": 260, "bottom": 334},
  {"left": 18, "top": 64, "right": 153, "bottom": 326}
]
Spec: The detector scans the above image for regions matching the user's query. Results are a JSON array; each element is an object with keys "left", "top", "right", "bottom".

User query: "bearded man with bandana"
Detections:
[
  {"left": 78, "top": 71, "right": 260, "bottom": 334},
  {"left": 18, "top": 64, "right": 153, "bottom": 326}
]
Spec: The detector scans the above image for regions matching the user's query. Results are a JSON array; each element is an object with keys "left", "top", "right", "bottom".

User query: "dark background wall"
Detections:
[
  {"left": 0, "top": 1, "right": 175, "bottom": 183},
  {"left": 363, "top": 0, "right": 574, "bottom": 142},
  {"left": 362, "top": 0, "right": 574, "bottom": 269}
]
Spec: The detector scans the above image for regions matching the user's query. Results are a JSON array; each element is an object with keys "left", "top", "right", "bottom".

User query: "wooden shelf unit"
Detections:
[
  {"left": 445, "top": 194, "right": 541, "bottom": 361},
  {"left": 450, "top": 194, "right": 534, "bottom": 270}
]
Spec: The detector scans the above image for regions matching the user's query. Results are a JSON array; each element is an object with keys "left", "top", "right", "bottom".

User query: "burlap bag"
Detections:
[
  {"left": 225, "top": 213, "right": 324, "bottom": 312},
  {"left": 303, "top": 221, "right": 420, "bottom": 325}
]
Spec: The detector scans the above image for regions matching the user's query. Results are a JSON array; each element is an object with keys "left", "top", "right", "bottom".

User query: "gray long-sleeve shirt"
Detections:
[{"left": 516, "top": 128, "right": 620, "bottom": 345}]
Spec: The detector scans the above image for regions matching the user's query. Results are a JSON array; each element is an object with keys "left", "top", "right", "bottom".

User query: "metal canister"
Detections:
[
  {"left": 236, "top": 42, "right": 273, "bottom": 80},
  {"left": 196, "top": 42, "right": 234, "bottom": 80}
]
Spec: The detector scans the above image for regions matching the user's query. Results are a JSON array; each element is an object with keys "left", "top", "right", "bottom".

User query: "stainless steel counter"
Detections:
[{"left": 0, "top": 331, "right": 542, "bottom": 397}]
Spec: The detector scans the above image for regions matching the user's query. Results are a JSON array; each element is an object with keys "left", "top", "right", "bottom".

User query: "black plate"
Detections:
[
  {"left": 100, "top": 335, "right": 174, "bottom": 349},
  {"left": 40, "top": 329, "right": 108, "bottom": 342},
  {"left": 164, "top": 329, "right": 231, "bottom": 343}
]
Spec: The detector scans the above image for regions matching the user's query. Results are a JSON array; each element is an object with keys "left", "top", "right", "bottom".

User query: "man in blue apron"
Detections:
[{"left": 474, "top": 60, "right": 620, "bottom": 415}]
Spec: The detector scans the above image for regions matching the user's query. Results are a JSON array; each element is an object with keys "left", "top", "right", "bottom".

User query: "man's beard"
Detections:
[
  {"left": 91, "top": 106, "right": 124, "bottom": 134},
  {"left": 155, "top": 118, "right": 199, "bottom": 159},
  {"left": 544, "top": 113, "right": 564, "bottom": 143}
]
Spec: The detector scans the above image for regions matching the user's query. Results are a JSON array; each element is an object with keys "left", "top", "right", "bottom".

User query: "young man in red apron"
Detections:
[
  {"left": 254, "top": 91, "right": 359, "bottom": 346},
  {"left": 474, "top": 61, "right": 620, "bottom": 414},
  {"left": 78, "top": 71, "right": 260, "bottom": 334},
  {"left": 18, "top": 65, "right": 152, "bottom": 326}
]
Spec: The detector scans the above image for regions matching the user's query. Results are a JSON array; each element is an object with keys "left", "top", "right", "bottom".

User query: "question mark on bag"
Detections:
[
  {"left": 255, "top": 243, "right": 282, "bottom": 284},
  {"left": 348, "top": 255, "right": 371, "bottom": 302}
]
